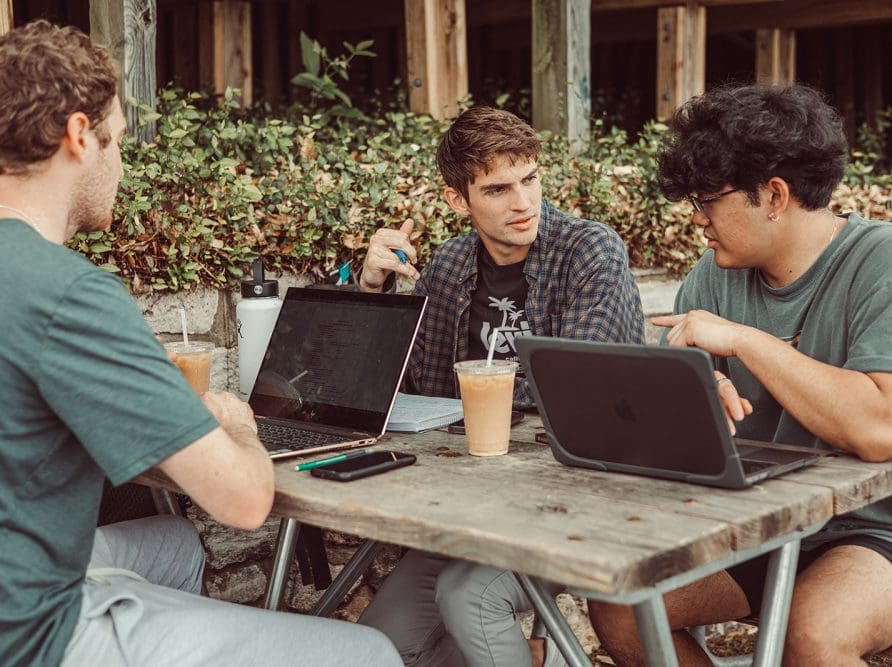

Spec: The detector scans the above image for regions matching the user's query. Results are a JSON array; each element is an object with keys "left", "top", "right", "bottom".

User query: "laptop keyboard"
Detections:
[{"left": 257, "top": 421, "right": 348, "bottom": 453}]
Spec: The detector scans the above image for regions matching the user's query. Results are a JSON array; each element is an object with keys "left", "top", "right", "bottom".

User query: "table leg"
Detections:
[
  {"left": 632, "top": 595, "right": 680, "bottom": 667},
  {"left": 514, "top": 574, "right": 592, "bottom": 667},
  {"left": 149, "top": 488, "right": 185, "bottom": 516},
  {"left": 311, "top": 540, "right": 384, "bottom": 617},
  {"left": 752, "top": 539, "right": 800, "bottom": 667},
  {"left": 263, "top": 518, "right": 302, "bottom": 610}
]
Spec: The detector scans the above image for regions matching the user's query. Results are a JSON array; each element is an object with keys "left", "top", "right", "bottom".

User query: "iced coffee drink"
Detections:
[
  {"left": 164, "top": 341, "right": 213, "bottom": 394},
  {"left": 454, "top": 360, "right": 518, "bottom": 456}
]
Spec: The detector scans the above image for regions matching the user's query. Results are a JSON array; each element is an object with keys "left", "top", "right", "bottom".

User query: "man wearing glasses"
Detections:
[{"left": 588, "top": 84, "right": 892, "bottom": 665}]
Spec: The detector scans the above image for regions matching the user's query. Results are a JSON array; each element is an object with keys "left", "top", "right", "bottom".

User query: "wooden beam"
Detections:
[
  {"left": 755, "top": 28, "right": 795, "bottom": 85},
  {"left": 90, "top": 0, "right": 157, "bottom": 143},
  {"left": 863, "top": 26, "right": 884, "bottom": 129},
  {"left": 403, "top": 0, "right": 468, "bottom": 120},
  {"left": 592, "top": 0, "right": 774, "bottom": 7},
  {"left": 532, "top": 0, "right": 591, "bottom": 154},
  {"left": 656, "top": 2, "right": 705, "bottom": 121},
  {"left": 210, "top": 0, "right": 252, "bottom": 106},
  {"left": 709, "top": 0, "right": 892, "bottom": 34},
  {"left": 0, "top": 0, "right": 12, "bottom": 35}
]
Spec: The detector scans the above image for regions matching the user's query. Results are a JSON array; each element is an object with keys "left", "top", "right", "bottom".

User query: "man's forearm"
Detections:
[{"left": 735, "top": 329, "right": 892, "bottom": 461}]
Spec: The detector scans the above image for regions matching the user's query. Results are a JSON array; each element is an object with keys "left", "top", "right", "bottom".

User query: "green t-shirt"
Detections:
[
  {"left": 0, "top": 220, "right": 219, "bottom": 666},
  {"left": 673, "top": 213, "right": 892, "bottom": 547}
]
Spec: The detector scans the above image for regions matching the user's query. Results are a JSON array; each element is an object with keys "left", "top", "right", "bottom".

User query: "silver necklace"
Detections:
[
  {"left": 827, "top": 215, "right": 841, "bottom": 246},
  {"left": 0, "top": 204, "right": 42, "bottom": 235}
]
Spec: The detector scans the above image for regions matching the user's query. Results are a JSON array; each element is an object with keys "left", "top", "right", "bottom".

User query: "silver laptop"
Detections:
[
  {"left": 517, "top": 337, "right": 826, "bottom": 489},
  {"left": 249, "top": 287, "right": 426, "bottom": 459}
]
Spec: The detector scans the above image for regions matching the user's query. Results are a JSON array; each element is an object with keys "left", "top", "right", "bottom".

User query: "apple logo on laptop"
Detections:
[{"left": 614, "top": 398, "right": 636, "bottom": 422}]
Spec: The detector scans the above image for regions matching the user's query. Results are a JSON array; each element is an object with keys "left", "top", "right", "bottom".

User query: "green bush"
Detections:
[{"left": 71, "top": 87, "right": 892, "bottom": 294}]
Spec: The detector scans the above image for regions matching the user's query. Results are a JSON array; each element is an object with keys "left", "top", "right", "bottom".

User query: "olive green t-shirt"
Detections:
[
  {"left": 0, "top": 220, "right": 219, "bottom": 666},
  {"left": 673, "top": 213, "right": 892, "bottom": 547}
]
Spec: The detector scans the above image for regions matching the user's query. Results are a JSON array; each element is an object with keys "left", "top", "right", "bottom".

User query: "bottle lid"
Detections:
[{"left": 241, "top": 259, "right": 279, "bottom": 298}]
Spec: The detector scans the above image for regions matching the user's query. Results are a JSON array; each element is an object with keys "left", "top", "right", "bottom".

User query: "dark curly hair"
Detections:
[
  {"left": 657, "top": 84, "right": 848, "bottom": 210},
  {"left": 437, "top": 106, "right": 542, "bottom": 200},
  {"left": 0, "top": 20, "right": 119, "bottom": 176}
]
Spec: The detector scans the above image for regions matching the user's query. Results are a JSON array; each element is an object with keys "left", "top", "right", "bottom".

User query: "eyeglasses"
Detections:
[{"left": 687, "top": 188, "right": 740, "bottom": 215}]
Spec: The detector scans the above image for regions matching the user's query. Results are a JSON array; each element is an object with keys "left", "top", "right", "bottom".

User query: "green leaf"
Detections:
[{"left": 300, "top": 32, "right": 321, "bottom": 77}]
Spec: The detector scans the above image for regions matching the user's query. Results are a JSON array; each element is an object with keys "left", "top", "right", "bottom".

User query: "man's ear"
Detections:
[
  {"left": 765, "top": 176, "right": 791, "bottom": 216},
  {"left": 62, "top": 112, "right": 92, "bottom": 161},
  {"left": 443, "top": 186, "right": 471, "bottom": 217}
]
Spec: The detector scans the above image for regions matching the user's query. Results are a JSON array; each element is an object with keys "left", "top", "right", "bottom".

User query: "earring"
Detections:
[{"left": 768, "top": 212, "right": 779, "bottom": 223}]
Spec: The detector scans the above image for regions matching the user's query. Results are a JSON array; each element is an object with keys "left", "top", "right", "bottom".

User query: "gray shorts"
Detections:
[{"left": 61, "top": 515, "right": 400, "bottom": 667}]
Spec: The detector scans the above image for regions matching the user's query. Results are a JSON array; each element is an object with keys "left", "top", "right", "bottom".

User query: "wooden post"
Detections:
[
  {"left": 0, "top": 0, "right": 13, "bottom": 35},
  {"left": 863, "top": 26, "right": 884, "bottom": 129},
  {"left": 89, "top": 0, "right": 157, "bottom": 143},
  {"left": 755, "top": 28, "right": 796, "bottom": 85},
  {"left": 209, "top": 0, "right": 252, "bottom": 106},
  {"left": 403, "top": 0, "right": 468, "bottom": 120},
  {"left": 532, "top": 0, "right": 591, "bottom": 155},
  {"left": 656, "top": 2, "right": 705, "bottom": 121}
]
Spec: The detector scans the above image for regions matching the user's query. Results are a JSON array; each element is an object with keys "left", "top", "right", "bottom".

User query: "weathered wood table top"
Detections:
[{"left": 141, "top": 416, "right": 892, "bottom": 596}]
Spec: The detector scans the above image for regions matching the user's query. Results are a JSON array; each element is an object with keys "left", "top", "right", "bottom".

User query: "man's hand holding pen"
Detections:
[{"left": 359, "top": 219, "right": 421, "bottom": 292}]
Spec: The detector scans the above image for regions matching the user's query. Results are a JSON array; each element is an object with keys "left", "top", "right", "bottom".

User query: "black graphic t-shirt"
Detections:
[{"left": 466, "top": 246, "right": 531, "bottom": 363}]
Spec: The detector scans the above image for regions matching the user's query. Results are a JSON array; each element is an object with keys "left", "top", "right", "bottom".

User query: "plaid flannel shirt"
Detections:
[{"left": 404, "top": 199, "right": 645, "bottom": 408}]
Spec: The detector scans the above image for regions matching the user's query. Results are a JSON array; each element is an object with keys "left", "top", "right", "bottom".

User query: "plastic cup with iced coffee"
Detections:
[
  {"left": 165, "top": 341, "right": 213, "bottom": 394},
  {"left": 453, "top": 360, "right": 518, "bottom": 456}
]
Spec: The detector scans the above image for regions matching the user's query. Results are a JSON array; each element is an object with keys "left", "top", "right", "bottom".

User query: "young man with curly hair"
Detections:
[
  {"left": 0, "top": 20, "right": 400, "bottom": 667},
  {"left": 588, "top": 84, "right": 892, "bottom": 666},
  {"left": 357, "top": 107, "right": 645, "bottom": 667}
]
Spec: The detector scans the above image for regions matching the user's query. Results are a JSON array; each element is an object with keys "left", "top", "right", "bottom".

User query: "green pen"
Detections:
[{"left": 295, "top": 448, "right": 374, "bottom": 471}]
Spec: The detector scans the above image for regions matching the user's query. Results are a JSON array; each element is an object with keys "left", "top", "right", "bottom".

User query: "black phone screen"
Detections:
[{"left": 321, "top": 451, "right": 408, "bottom": 472}]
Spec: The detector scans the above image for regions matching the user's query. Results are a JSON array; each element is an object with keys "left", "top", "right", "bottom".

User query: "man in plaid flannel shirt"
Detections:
[
  {"left": 357, "top": 107, "right": 645, "bottom": 667},
  {"left": 360, "top": 107, "right": 644, "bottom": 409}
]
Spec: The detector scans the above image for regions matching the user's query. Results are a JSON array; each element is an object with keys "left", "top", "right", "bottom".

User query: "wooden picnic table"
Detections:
[{"left": 139, "top": 416, "right": 892, "bottom": 666}]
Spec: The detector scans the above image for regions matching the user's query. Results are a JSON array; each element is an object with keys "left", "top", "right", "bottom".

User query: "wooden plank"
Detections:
[
  {"left": 0, "top": 0, "right": 13, "bottom": 35},
  {"left": 656, "top": 2, "right": 705, "bottom": 121},
  {"left": 210, "top": 0, "right": 252, "bottom": 106},
  {"left": 592, "top": 0, "right": 775, "bottom": 8},
  {"left": 834, "top": 27, "right": 856, "bottom": 148},
  {"left": 403, "top": 0, "right": 468, "bottom": 120},
  {"left": 89, "top": 0, "right": 157, "bottom": 143},
  {"left": 532, "top": 0, "right": 592, "bottom": 155},
  {"left": 709, "top": 0, "right": 892, "bottom": 34},
  {"left": 755, "top": 27, "right": 795, "bottom": 86},
  {"left": 782, "top": 455, "right": 892, "bottom": 517},
  {"left": 862, "top": 26, "right": 884, "bottom": 129},
  {"left": 256, "top": 1, "right": 282, "bottom": 104}
]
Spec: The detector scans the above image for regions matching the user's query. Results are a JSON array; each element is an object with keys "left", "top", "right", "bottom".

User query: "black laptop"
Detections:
[
  {"left": 249, "top": 287, "right": 426, "bottom": 459},
  {"left": 516, "top": 337, "right": 826, "bottom": 489}
]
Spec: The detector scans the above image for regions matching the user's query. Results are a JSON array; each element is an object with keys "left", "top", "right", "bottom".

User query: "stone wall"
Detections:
[{"left": 137, "top": 270, "right": 680, "bottom": 645}]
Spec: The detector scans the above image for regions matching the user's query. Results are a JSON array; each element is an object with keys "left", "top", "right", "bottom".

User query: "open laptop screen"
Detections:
[{"left": 248, "top": 288, "right": 425, "bottom": 433}]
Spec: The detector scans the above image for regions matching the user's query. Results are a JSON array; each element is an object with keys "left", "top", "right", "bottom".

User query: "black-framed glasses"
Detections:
[{"left": 687, "top": 188, "right": 740, "bottom": 215}]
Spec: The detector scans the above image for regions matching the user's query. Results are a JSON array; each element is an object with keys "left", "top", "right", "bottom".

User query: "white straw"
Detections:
[
  {"left": 179, "top": 307, "right": 189, "bottom": 346},
  {"left": 486, "top": 327, "right": 504, "bottom": 366}
]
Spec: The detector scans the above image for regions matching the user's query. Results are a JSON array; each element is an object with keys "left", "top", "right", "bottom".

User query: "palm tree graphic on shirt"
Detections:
[{"left": 481, "top": 297, "right": 530, "bottom": 356}]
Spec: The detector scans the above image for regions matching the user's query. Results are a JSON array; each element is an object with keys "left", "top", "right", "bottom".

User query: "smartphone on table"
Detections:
[
  {"left": 447, "top": 410, "right": 525, "bottom": 435},
  {"left": 310, "top": 451, "right": 416, "bottom": 482}
]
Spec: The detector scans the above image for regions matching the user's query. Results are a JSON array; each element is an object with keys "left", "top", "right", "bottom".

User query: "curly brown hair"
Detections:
[
  {"left": 0, "top": 20, "right": 119, "bottom": 175},
  {"left": 436, "top": 106, "right": 542, "bottom": 200}
]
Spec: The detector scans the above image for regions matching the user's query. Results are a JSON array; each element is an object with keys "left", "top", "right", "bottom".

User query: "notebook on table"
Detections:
[
  {"left": 516, "top": 337, "right": 827, "bottom": 489},
  {"left": 386, "top": 392, "right": 464, "bottom": 432},
  {"left": 249, "top": 287, "right": 426, "bottom": 459}
]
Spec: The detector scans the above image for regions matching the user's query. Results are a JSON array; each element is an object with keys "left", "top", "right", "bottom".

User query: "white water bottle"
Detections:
[{"left": 236, "top": 259, "right": 282, "bottom": 400}]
